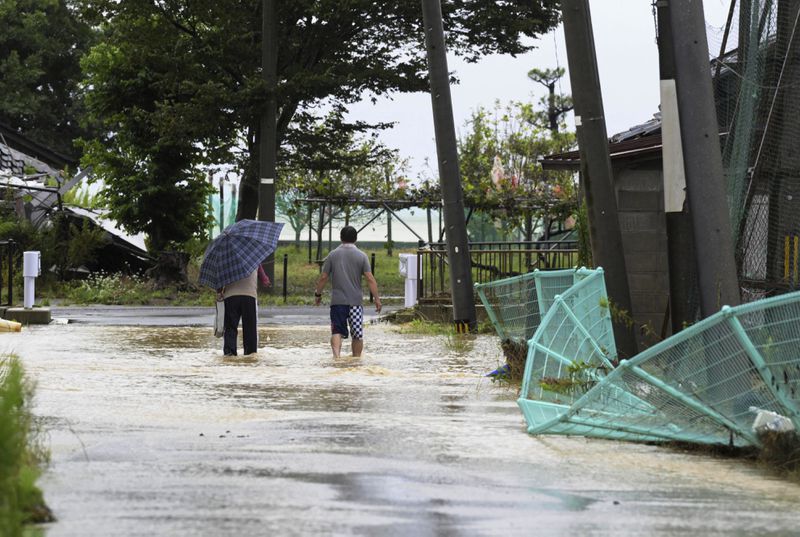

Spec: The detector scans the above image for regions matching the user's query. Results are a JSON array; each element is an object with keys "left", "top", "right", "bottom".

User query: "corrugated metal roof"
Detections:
[{"left": 67, "top": 206, "right": 148, "bottom": 253}]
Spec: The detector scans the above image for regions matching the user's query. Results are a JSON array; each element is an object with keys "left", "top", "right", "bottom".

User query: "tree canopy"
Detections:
[
  {"left": 78, "top": 0, "right": 562, "bottom": 254},
  {"left": 0, "top": 0, "right": 95, "bottom": 158}
]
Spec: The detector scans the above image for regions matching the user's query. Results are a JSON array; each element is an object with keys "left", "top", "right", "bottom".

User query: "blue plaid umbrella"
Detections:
[{"left": 199, "top": 219, "right": 284, "bottom": 289}]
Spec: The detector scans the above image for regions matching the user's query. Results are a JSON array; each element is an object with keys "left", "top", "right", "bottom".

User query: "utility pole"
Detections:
[
  {"left": 561, "top": 0, "right": 638, "bottom": 358},
  {"left": 420, "top": 0, "right": 477, "bottom": 331},
  {"left": 657, "top": 0, "right": 696, "bottom": 333},
  {"left": 667, "top": 0, "right": 740, "bottom": 315},
  {"left": 259, "top": 0, "right": 277, "bottom": 284},
  {"left": 219, "top": 176, "right": 225, "bottom": 234}
]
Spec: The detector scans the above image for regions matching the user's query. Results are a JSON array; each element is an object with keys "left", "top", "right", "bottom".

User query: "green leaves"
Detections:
[
  {"left": 0, "top": 0, "right": 95, "bottom": 157},
  {"left": 77, "top": 0, "right": 561, "bottom": 247},
  {"left": 456, "top": 90, "right": 578, "bottom": 239}
]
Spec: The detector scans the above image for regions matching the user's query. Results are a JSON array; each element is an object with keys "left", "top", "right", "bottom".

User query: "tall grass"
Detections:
[{"left": 0, "top": 356, "right": 51, "bottom": 536}]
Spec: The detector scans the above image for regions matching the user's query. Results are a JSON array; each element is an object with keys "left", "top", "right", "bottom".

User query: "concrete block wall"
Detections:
[{"left": 613, "top": 163, "right": 671, "bottom": 348}]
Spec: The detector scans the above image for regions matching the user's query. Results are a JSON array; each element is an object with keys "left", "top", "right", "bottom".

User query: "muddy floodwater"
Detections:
[{"left": 4, "top": 314, "right": 800, "bottom": 536}]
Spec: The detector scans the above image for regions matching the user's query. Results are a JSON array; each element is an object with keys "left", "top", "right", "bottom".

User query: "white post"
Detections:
[
  {"left": 399, "top": 254, "right": 419, "bottom": 308},
  {"left": 23, "top": 251, "right": 40, "bottom": 309}
]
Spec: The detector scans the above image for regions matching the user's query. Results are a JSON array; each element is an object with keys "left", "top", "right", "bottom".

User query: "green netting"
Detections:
[
  {"left": 475, "top": 268, "right": 577, "bottom": 343},
  {"left": 208, "top": 192, "right": 238, "bottom": 237},
  {"left": 710, "top": 1, "right": 800, "bottom": 295},
  {"left": 478, "top": 268, "right": 800, "bottom": 447}
]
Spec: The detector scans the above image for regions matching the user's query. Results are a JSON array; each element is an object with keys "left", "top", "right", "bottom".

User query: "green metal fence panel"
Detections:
[
  {"left": 475, "top": 268, "right": 576, "bottom": 343},
  {"left": 479, "top": 266, "right": 800, "bottom": 447},
  {"left": 526, "top": 280, "right": 800, "bottom": 446},
  {"left": 519, "top": 268, "right": 617, "bottom": 404}
]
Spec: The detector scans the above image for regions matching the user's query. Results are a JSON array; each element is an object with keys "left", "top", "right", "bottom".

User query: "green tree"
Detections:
[
  {"left": 279, "top": 110, "right": 400, "bottom": 258},
  {"left": 457, "top": 94, "right": 577, "bottom": 242},
  {"left": 78, "top": 0, "right": 561, "bottom": 255},
  {"left": 0, "top": 0, "right": 95, "bottom": 158},
  {"left": 80, "top": 17, "right": 216, "bottom": 282},
  {"left": 276, "top": 191, "right": 306, "bottom": 243},
  {"left": 527, "top": 67, "right": 574, "bottom": 133}
]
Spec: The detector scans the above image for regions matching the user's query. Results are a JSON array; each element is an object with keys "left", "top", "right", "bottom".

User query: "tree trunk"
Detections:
[
  {"left": 237, "top": 124, "right": 259, "bottom": 220},
  {"left": 315, "top": 203, "right": 325, "bottom": 261},
  {"left": 146, "top": 250, "right": 190, "bottom": 289},
  {"left": 387, "top": 211, "right": 393, "bottom": 256}
]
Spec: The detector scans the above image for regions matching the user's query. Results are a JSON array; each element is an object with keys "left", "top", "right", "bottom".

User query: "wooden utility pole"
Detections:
[
  {"left": 667, "top": 0, "right": 740, "bottom": 315},
  {"left": 260, "top": 0, "right": 277, "bottom": 284},
  {"left": 657, "top": 0, "right": 697, "bottom": 333},
  {"left": 420, "top": 0, "right": 477, "bottom": 331},
  {"left": 561, "top": 0, "right": 638, "bottom": 358}
]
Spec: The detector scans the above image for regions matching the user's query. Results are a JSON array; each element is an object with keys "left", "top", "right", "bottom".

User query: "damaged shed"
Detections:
[{"left": 0, "top": 125, "right": 153, "bottom": 276}]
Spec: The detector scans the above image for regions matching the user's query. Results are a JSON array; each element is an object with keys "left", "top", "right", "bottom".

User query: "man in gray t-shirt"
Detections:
[{"left": 314, "top": 226, "right": 382, "bottom": 358}]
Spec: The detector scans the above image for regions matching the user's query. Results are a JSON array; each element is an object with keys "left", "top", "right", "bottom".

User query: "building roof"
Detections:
[
  {"left": 541, "top": 132, "right": 664, "bottom": 171},
  {"left": 0, "top": 143, "right": 24, "bottom": 175},
  {"left": 542, "top": 44, "right": 742, "bottom": 172},
  {"left": 0, "top": 121, "right": 77, "bottom": 171}
]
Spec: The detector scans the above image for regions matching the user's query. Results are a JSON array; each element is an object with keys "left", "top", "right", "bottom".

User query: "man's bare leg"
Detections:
[
  {"left": 331, "top": 334, "right": 343, "bottom": 358},
  {"left": 351, "top": 338, "right": 363, "bottom": 357}
]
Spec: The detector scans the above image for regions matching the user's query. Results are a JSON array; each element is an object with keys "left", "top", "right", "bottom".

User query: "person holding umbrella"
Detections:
[
  {"left": 216, "top": 265, "right": 270, "bottom": 356},
  {"left": 314, "top": 226, "right": 382, "bottom": 358},
  {"left": 199, "top": 220, "right": 284, "bottom": 356}
]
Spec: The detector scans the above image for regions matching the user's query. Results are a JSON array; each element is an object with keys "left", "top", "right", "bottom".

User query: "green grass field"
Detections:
[{"left": 265, "top": 244, "right": 412, "bottom": 301}]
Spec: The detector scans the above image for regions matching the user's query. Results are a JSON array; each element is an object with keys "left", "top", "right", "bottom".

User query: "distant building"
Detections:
[{"left": 0, "top": 123, "right": 152, "bottom": 275}]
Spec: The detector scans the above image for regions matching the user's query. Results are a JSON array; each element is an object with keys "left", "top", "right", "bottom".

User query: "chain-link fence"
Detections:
[{"left": 711, "top": 0, "right": 800, "bottom": 300}]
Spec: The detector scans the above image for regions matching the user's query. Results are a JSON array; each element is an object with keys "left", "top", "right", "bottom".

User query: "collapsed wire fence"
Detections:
[{"left": 478, "top": 268, "right": 800, "bottom": 447}]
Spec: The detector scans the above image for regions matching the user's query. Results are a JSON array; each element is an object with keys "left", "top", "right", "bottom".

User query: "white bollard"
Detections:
[
  {"left": 23, "top": 251, "right": 41, "bottom": 309},
  {"left": 398, "top": 253, "right": 419, "bottom": 308}
]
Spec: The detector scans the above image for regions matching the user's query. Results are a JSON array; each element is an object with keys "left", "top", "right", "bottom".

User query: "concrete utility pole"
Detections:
[
  {"left": 420, "top": 0, "right": 477, "bottom": 331},
  {"left": 561, "top": 0, "right": 638, "bottom": 358},
  {"left": 667, "top": 0, "right": 740, "bottom": 315},
  {"left": 259, "top": 0, "right": 277, "bottom": 284},
  {"left": 656, "top": 0, "right": 697, "bottom": 333}
]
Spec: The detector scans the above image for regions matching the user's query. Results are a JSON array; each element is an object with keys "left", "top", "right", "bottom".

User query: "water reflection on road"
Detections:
[{"left": 4, "top": 322, "right": 800, "bottom": 536}]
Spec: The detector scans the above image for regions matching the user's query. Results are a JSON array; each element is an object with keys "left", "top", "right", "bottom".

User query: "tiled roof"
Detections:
[
  {"left": 0, "top": 142, "right": 25, "bottom": 175},
  {"left": 610, "top": 113, "right": 662, "bottom": 143}
]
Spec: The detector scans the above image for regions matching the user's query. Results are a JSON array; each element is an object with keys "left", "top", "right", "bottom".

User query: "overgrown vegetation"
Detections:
[
  {"left": 0, "top": 356, "right": 52, "bottom": 536},
  {"left": 499, "top": 338, "right": 528, "bottom": 382},
  {"left": 538, "top": 360, "right": 607, "bottom": 397},
  {"left": 756, "top": 430, "right": 800, "bottom": 481},
  {"left": 389, "top": 312, "right": 498, "bottom": 357}
]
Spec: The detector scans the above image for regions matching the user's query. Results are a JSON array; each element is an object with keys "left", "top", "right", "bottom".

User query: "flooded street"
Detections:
[{"left": 3, "top": 312, "right": 800, "bottom": 536}]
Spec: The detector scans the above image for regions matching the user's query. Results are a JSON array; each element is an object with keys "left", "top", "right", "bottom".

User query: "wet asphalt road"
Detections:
[{"left": 5, "top": 308, "right": 800, "bottom": 536}]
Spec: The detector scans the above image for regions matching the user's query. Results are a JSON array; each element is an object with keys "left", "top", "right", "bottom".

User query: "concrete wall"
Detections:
[{"left": 613, "top": 160, "right": 671, "bottom": 348}]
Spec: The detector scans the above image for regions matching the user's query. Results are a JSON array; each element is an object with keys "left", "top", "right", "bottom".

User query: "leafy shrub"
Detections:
[{"left": 0, "top": 356, "right": 51, "bottom": 536}]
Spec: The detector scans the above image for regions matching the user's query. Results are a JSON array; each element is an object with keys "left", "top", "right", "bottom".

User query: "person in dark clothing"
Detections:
[{"left": 217, "top": 265, "right": 270, "bottom": 356}]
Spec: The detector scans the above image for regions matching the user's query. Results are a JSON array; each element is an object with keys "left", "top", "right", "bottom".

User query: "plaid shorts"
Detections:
[{"left": 330, "top": 305, "right": 364, "bottom": 340}]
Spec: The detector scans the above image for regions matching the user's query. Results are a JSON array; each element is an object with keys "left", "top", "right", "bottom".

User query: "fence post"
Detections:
[
  {"left": 369, "top": 252, "right": 376, "bottom": 302},
  {"left": 283, "top": 254, "right": 288, "bottom": 303},
  {"left": 0, "top": 242, "right": 5, "bottom": 307},
  {"left": 6, "top": 241, "right": 13, "bottom": 307}
]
